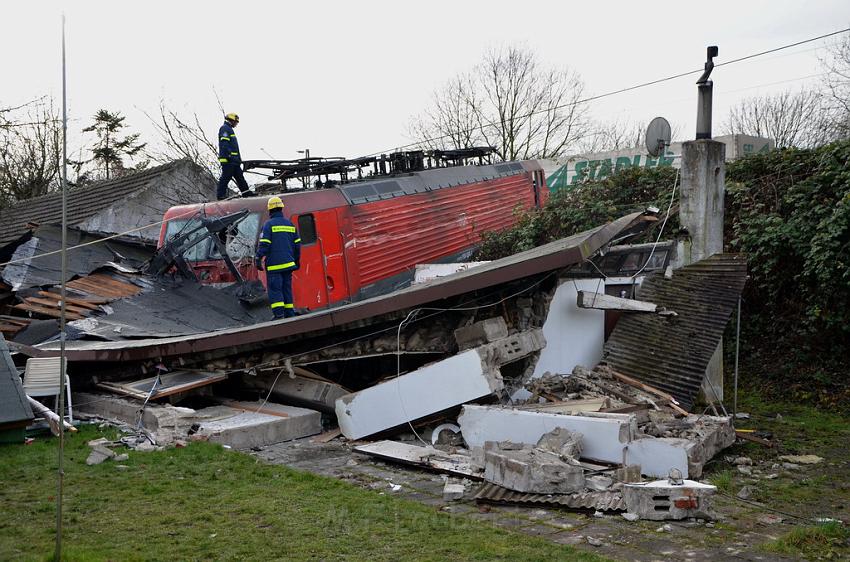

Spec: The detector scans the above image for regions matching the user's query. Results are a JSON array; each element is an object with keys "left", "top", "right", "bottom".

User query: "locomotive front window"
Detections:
[
  {"left": 164, "top": 213, "right": 261, "bottom": 262},
  {"left": 297, "top": 214, "right": 317, "bottom": 245},
  {"left": 163, "top": 218, "right": 208, "bottom": 261},
  {"left": 223, "top": 212, "right": 260, "bottom": 259}
]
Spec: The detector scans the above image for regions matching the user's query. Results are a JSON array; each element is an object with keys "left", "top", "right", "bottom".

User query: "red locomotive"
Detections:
[{"left": 157, "top": 150, "right": 548, "bottom": 311}]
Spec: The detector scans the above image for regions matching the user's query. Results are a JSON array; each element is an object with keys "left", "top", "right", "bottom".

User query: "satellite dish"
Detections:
[{"left": 645, "top": 117, "right": 672, "bottom": 157}]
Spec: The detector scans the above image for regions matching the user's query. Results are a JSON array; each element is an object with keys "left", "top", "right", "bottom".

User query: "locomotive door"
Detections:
[
  {"left": 292, "top": 210, "right": 350, "bottom": 310},
  {"left": 292, "top": 212, "right": 328, "bottom": 310}
]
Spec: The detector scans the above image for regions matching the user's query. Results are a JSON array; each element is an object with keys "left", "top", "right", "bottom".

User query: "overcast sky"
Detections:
[{"left": 4, "top": 1, "right": 850, "bottom": 170}]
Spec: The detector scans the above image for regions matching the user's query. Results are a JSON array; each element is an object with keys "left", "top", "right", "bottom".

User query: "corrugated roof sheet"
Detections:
[
  {"left": 0, "top": 160, "right": 195, "bottom": 246},
  {"left": 602, "top": 254, "right": 747, "bottom": 410},
  {"left": 473, "top": 483, "right": 625, "bottom": 511},
  {"left": 0, "top": 334, "right": 34, "bottom": 426}
]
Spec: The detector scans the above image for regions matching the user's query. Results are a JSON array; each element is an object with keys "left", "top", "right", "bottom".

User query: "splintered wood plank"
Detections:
[
  {"left": 37, "top": 291, "right": 102, "bottom": 311},
  {"left": 66, "top": 274, "right": 141, "bottom": 299},
  {"left": 13, "top": 303, "right": 84, "bottom": 320},
  {"left": 0, "top": 315, "right": 31, "bottom": 326},
  {"left": 23, "top": 297, "right": 91, "bottom": 316}
]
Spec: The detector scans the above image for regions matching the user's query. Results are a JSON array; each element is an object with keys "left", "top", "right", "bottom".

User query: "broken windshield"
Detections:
[{"left": 163, "top": 213, "right": 261, "bottom": 261}]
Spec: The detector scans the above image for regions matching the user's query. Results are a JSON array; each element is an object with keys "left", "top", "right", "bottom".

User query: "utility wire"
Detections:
[
  {"left": 371, "top": 27, "right": 850, "bottom": 157},
  {"left": 3, "top": 29, "right": 845, "bottom": 273}
]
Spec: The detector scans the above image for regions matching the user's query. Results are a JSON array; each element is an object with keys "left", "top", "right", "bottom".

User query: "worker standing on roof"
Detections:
[
  {"left": 255, "top": 196, "right": 301, "bottom": 319},
  {"left": 217, "top": 113, "right": 252, "bottom": 200}
]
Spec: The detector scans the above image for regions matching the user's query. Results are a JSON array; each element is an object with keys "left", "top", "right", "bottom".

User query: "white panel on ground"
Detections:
[
  {"left": 336, "top": 350, "right": 502, "bottom": 440},
  {"left": 458, "top": 405, "right": 634, "bottom": 464},
  {"left": 531, "top": 278, "right": 605, "bottom": 378}
]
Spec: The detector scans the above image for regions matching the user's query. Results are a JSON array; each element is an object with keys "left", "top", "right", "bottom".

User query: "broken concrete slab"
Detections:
[
  {"left": 778, "top": 454, "right": 823, "bottom": 465},
  {"left": 458, "top": 405, "right": 635, "bottom": 465},
  {"left": 483, "top": 441, "right": 585, "bottom": 494},
  {"left": 336, "top": 330, "right": 545, "bottom": 440},
  {"left": 576, "top": 290, "right": 660, "bottom": 312},
  {"left": 459, "top": 405, "right": 717, "bottom": 478},
  {"left": 337, "top": 350, "right": 500, "bottom": 440},
  {"left": 535, "top": 427, "right": 583, "bottom": 460},
  {"left": 196, "top": 402, "right": 321, "bottom": 449},
  {"left": 453, "top": 317, "right": 508, "bottom": 350},
  {"left": 353, "top": 440, "right": 481, "bottom": 479},
  {"left": 86, "top": 445, "right": 116, "bottom": 466},
  {"left": 75, "top": 391, "right": 321, "bottom": 448},
  {"left": 240, "top": 370, "right": 349, "bottom": 413},
  {"left": 75, "top": 391, "right": 199, "bottom": 444},
  {"left": 623, "top": 479, "right": 717, "bottom": 520}
]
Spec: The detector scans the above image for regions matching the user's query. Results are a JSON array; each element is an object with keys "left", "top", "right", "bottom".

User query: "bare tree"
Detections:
[
  {"left": 820, "top": 35, "right": 850, "bottom": 141},
  {"left": 576, "top": 118, "right": 684, "bottom": 155},
  {"left": 723, "top": 89, "right": 827, "bottom": 148},
  {"left": 143, "top": 101, "right": 218, "bottom": 177},
  {"left": 0, "top": 98, "right": 62, "bottom": 204},
  {"left": 409, "top": 46, "right": 589, "bottom": 160},
  {"left": 407, "top": 74, "right": 482, "bottom": 151}
]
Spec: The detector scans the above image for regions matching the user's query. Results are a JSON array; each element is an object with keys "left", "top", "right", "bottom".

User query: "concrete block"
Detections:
[
  {"left": 616, "top": 465, "right": 642, "bottom": 484},
  {"left": 454, "top": 317, "right": 508, "bottom": 350},
  {"left": 197, "top": 402, "right": 321, "bottom": 449},
  {"left": 483, "top": 442, "right": 585, "bottom": 494},
  {"left": 623, "top": 479, "right": 717, "bottom": 520},
  {"left": 535, "top": 427, "right": 583, "bottom": 459},
  {"left": 240, "top": 372, "right": 348, "bottom": 413},
  {"left": 86, "top": 445, "right": 116, "bottom": 466},
  {"left": 75, "top": 392, "right": 200, "bottom": 444},
  {"left": 459, "top": 405, "right": 635, "bottom": 464},
  {"left": 443, "top": 483, "right": 465, "bottom": 501}
]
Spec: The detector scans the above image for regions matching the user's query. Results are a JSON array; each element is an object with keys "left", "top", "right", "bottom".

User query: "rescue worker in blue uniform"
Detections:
[
  {"left": 255, "top": 196, "right": 301, "bottom": 319},
  {"left": 217, "top": 113, "right": 252, "bottom": 200}
]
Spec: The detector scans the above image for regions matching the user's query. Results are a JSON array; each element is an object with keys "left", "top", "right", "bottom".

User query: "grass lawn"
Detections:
[
  {"left": 704, "top": 391, "right": 850, "bottom": 560},
  {"left": 0, "top": 426, "right": 605, "bottom": 562}
]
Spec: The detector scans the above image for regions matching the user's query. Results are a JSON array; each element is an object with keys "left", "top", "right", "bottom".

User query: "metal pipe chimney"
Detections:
[{"left": 695, "top": 46, "right": 718, "bottom": 140}]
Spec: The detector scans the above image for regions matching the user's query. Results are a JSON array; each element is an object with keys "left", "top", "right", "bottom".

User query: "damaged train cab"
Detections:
[{"left": 157, "top": 159, "right": 549, "bottom": 312}]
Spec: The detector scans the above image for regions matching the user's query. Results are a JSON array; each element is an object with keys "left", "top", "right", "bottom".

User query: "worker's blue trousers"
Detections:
[{"left": 267, "top": 271, "right": 294, "bottom": 318}]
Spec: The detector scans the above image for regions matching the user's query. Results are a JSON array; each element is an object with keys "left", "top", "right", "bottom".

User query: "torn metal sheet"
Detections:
[
  {"left": 473, "top": 483, "right": 625, "bottom": 511},
  {"left": 97, "top": 370, "right": 227, "bottom": 400},
  {"left": 70, "top": 279, "right": 268, "bottom": 340},
  {"left": 31, "top": 212, "right": 647, "bottom": 362},
  {"left": 353, "top": 440, "right": 482, "bottom": 479},
  {"left": 602, "top": 254, "right": 747, "bottom": 409},
  {"left": 1, "top": 225, "right": 151, "bottom": 291}
]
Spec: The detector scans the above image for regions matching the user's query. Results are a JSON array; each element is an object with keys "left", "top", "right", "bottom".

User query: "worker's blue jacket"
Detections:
[
  {"left": 256, "top": 210, "right": 301, "bottom": 272},
  {"left": 218, "top": 121, "right": 241, "bottom": 164}
]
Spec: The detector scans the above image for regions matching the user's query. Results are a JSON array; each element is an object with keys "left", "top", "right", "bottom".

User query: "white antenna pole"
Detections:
[{"left": 55, "top": 12, "right": 69, "bottom": 562}]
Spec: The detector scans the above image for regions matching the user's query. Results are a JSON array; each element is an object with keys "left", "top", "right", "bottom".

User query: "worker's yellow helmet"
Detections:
[
  {"left": 267, "top": 196, "right": 285, "bottom": 210},
  {"left": 225, "top": 113, "right": 240, "bottom": 124}
]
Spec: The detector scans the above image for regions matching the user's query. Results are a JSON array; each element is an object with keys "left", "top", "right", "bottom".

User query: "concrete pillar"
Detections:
[
  {"left": 680, "top": 140, "right": 725, "bottom": 263},
  {"left": 679, "top": 139, "right": 726, "bottom": 402}
]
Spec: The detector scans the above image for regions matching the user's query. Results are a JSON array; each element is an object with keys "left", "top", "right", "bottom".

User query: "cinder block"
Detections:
[
  {"left": 623, "top": 479, "right": 717, "bottom": 520},
  {"left": 443, "top": 483, "right": 465, "bottom": 501},
  {"left": 483, "top": 441, "right": 585, "bottom": 494},
  {"left": 454, "top": 317, "right": 508, "bottom": 350}
]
